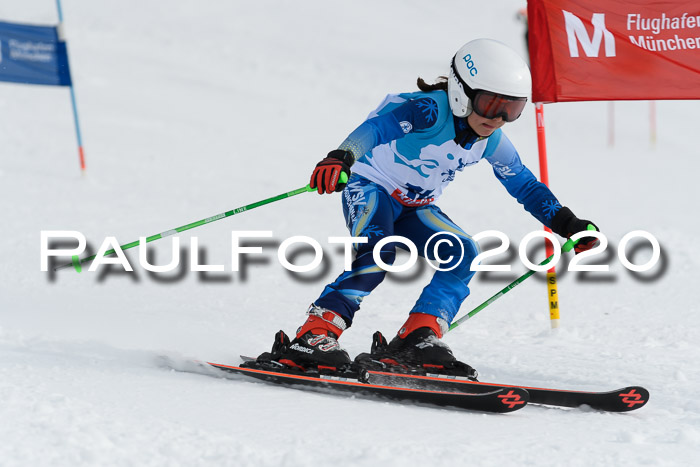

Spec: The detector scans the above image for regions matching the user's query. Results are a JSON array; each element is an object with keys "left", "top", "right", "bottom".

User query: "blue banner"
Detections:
[{"left": 0, "top": 20, "right": 72, "bottom": 86}]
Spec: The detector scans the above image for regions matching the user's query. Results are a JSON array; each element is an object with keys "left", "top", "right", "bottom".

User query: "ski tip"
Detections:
[
  {"left": 611, "top": 386, "right": 649, "bottom": 412},
  {"left": 582, "top": 386, "right": 650, "bottom": 412}
]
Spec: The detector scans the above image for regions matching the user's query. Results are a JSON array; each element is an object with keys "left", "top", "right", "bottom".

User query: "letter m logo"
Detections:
[{"left": 562, "top": 10, "right": 616, "bottom": 58}]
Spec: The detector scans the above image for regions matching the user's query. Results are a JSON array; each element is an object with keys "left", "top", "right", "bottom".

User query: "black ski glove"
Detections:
[
  {"left": 310, "top": 149, "right": 354, "bottom": 194},
  {"left": 550, "top": 206, "right": 600, "bottom": 254}
]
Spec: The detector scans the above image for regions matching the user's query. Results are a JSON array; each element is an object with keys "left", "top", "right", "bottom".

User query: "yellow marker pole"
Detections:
[
  {"left": 535, "top": 103, "right": 560, "bottom": 329},
  {"left": 546, "top": 270, "right": 560, "bottom": 328}
]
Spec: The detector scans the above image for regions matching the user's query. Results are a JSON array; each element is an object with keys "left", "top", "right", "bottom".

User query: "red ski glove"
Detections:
[{"left": 310, "top": 149, "right": 354, "bottom": 194}]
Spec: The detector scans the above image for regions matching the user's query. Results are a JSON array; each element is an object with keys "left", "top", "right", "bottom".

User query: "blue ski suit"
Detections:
[{"left": 315, "top": 90, "right": 563, "bottom": 326}]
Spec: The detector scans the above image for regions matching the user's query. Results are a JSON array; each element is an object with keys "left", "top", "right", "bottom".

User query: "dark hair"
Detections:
[{"left": 417, "top": 76, "right": 448, "bottom": 92}]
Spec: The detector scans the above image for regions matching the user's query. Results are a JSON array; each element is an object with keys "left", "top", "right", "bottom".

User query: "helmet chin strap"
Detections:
[{"left": 453, "top": 110, "right": 480, "bottom": 148}]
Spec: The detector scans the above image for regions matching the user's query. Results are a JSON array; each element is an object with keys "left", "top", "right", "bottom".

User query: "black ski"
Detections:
[
  {"left": 208, "top": 361, "right": 528, "bottom": 413},
  {"left": 239, "top": 354, "right": 648, "bottom": 412},
  {"left": 363, "top": 370, "right": 649, "bottom": 412},
  {"left": 160, "top": 356, "right": 528, "bottom": 413}
]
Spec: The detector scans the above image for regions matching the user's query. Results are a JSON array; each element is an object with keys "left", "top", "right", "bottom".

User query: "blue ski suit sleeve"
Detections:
[
  {"left": 338, "top": 97, "right": 438, "bottom": 160},
  {"left": 483, "top": 129, "right": 563, "bottom": 226}
]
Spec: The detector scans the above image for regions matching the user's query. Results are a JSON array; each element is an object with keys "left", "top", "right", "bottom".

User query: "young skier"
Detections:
[{"left": 270, "top": 39, "right": 598, "bottom": 376}]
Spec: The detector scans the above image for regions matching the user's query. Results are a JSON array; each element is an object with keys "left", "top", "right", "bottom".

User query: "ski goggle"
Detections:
[
  {"left": 471, "top": 90, "right": 527, "bottom": 122},
  {"left": 451, "top": 58, "right": 527, "bottom": 122}
]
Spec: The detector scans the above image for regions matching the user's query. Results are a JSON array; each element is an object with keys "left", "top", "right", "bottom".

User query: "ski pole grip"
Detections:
[
  {"left": 562, "top": 224, "right": 597, "bottom": 252},
  {"left": 305, "top": 171, "right": 349, "bottom": 192}
]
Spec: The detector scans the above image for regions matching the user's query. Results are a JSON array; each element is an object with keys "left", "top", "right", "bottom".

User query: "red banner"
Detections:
[{"left": 528, "top": 0, "right": 700, "bottom": 102}]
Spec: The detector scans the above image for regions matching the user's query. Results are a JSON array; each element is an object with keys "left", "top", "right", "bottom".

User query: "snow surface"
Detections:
[{"left": 1, "top": 1, "right": 699, "bottom": 466}]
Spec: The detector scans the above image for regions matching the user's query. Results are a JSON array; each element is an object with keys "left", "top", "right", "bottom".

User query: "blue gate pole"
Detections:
[{"left": 56, "top": 0, "right": 86, "bottom": 173}]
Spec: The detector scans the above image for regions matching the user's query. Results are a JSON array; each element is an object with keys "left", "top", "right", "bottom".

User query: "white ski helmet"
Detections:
[{"left": 448, "top": 39, "right": 531, "bottom": 119}]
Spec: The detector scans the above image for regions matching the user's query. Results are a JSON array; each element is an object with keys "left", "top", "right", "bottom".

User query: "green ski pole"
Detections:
[
  {"left": 447, "top": 225, "right": 596, "bottom": 332},
  {"left": 55, "top": 173, "right": 348, "bottom": 272}
]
